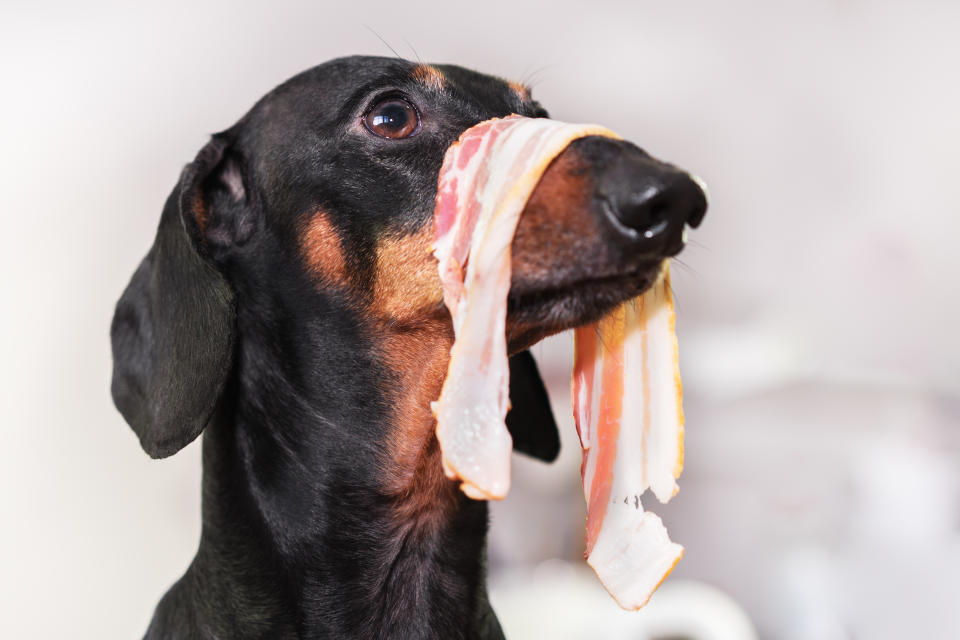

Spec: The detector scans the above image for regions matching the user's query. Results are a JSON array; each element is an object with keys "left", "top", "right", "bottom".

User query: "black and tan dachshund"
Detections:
[{"left": 110, "top": 55, "right": 707, "bottom": 640}]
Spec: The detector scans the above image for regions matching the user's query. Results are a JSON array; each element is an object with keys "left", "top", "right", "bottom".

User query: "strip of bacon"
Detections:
[
  {"left": 432, "top": 115, "right": 620, "bottom": 500},
  {"left": 432, "top": 114, "right": 687, "bottom": 610},
  {"left": 573, "top": 265, "right": 685, "bottom": 609}
]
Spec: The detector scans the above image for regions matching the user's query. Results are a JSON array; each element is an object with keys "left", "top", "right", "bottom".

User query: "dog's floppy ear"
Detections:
[
  {"left": 110, "top": 134, "right": 251, "bottom": 458},
  {"left": 506, "top": 350, "right": 561, "bottom": 462}
]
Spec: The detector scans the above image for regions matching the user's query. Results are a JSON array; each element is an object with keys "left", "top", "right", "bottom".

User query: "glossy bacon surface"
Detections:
[
  {"left": 572, "top": 266, "right": 685, "bottom": 609},
  {"left": 432, "top": 115, "right": 619, "bottom": 500}
]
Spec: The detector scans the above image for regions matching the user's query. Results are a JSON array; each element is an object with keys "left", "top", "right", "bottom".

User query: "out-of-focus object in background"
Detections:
[{"left": 490, "top": 559, "right": 758, "bottom": 640}]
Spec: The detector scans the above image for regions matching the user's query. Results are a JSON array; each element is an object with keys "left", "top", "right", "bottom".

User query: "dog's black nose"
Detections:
[
  {"left": 588, "top": 139, "right": 708, "bottom": 255},
  {"left": 608, "top": 171, "right": 707, "bottom": 236}
]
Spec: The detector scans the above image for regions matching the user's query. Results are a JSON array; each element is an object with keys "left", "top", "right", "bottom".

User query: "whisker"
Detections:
[
  {"left": 670, "top": 258, "right": 699, "bottom": 278},
  {"left": 402, "top": 37, "right": 423, "bottom": 64},
  {"left": 523, "top": 63, "right": 556, "bottom": 90},
  {"left": 364, "top": 25, "right": 405, "bottom": 60},
  {"left": 521, "top": 65, "right": 540, "bottom": 88},
  {"left": 518, "top": 62, "right": 535, "bottom": 88}
]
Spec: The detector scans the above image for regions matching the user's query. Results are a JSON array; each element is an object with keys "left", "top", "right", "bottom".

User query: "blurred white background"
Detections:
[{"left": 1, "top": 1, "right": 958, "bottom": 638}]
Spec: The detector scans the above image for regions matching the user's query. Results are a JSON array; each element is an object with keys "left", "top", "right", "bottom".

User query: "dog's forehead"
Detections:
[
  {"left": 235, "top": 57, "right": 541, "bottom": 218},
  {"left": 433, "top": 63, "right": 531, "bottom": 103},
  {"left": 243, "top": 56, "right": 530, "bottom": 135},
  {"left": 305, "top": 56, "right": 526, "bottom": 100}
]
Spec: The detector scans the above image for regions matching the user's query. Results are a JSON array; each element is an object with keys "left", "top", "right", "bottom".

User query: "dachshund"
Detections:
[{"left": 110, "top": 55, "right": 707, "bottom": 639}]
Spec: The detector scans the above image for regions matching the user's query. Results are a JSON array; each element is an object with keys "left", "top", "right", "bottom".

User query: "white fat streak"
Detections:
[
  {"left": 579, "top": 355, "right": 602, "bottom": 503},
  {"left": 587, "top": 342, "right": 604, "bottom": 445},
  {"left": 617, "top": 300, "right": 648, "bottom": 498},
  {"left": 619, "top": 279, "right": 682, "bottom": 504},
  {"left": 574, "top": 374, "right": 589, "bottom": 446},
  {"left": 434, "top": 117, "right": 620, "bottom": 500},
  {"left": 642, "top": 279, "right": 683, "bottom": 503},
  {"left": 576, "top": 328, "right": 608, "bottom": 503}
]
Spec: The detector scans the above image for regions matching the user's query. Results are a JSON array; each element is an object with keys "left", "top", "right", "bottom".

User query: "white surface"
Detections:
[{"left": 490, "top": 562, "right": 758, "bottom": 640}]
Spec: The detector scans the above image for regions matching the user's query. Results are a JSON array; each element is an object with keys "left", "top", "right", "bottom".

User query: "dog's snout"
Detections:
[{"left": 587, "top": 139, "right": 707, "bottom": 255}]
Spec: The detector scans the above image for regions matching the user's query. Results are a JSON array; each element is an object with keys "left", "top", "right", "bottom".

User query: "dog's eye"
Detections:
[{"left": 363, "top": 98, "right": 420, "bottom": 139}]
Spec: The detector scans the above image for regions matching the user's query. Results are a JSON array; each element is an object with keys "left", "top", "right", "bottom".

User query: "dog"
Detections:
[{"left": 110, "top": 55, "right": 707, "bottom": 639}]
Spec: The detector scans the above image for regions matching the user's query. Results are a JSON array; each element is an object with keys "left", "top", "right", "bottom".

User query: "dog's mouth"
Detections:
[{"left": 505, "top": 259, "right": 665, "bottom": 350}]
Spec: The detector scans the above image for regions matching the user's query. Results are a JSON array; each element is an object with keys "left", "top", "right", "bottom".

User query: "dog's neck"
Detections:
[{"left": 167, "top": 288, "right": 504, "bottom": 640}]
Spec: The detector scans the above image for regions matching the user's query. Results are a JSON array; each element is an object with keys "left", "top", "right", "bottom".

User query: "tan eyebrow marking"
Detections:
[
  {"left": 412, "top": 64, "right": 446, "bottom": 91},
  {"left": 508, "top": 81, "right": 531, "bottom": 101}
]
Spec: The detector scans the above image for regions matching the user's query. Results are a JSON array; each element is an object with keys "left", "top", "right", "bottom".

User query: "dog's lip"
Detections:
[
  {"left": 506, "top": 262, "right": 663, "bottom": 323},
  {"left": 510, "top": 268, "right": 645, "bottom": 301}
]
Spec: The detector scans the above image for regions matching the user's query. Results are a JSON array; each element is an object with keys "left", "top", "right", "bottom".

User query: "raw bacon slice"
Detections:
[
  {"left": 432, "top": 113, "right": 688, "bottom": 610},
  {"left": 432, "top": 115, "right": 620, "bottom": 500},
  {"left": 573, "top": 265, "right": 685, "bottom": 609}
]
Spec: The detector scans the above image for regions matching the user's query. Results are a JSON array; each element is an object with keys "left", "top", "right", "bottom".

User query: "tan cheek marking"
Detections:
[
  {"left": 379, "top": 322, "right": 458, "bottom": 529},
  {"left": 412, "top": 64, "right": 446, "bottom": 91},
  {"left": 371, "top": 227, "right": 458, "bottom": 531},
  {"left": 300, "top": 210, "right": 349, "bottom": 288},
  {"left": 372, "top": 227, "right": 444, "bottom": 322}
]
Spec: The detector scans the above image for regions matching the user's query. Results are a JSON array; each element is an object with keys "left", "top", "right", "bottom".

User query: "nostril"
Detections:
[
  {"left": 646, "top": 201, "right": 670, "bottom": 236},
  {"left": 611, "top": 187, "right": 674, "bottom": 238},
  {"left": 637, "top": 199, "right": 672, "bottom": 239}
]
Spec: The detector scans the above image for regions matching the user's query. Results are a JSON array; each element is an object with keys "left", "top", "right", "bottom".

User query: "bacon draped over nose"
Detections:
[
  {"left": 431, "top": 115, "right": 687, "bottom": 610},
  {"left": 431, "top": 115, "right": 621, "bottom": 500}
]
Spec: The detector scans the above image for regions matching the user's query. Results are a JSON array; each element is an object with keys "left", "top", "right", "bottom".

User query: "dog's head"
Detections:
[{"left": 110, "top": 56, "right": 706, "bottom": 463}]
